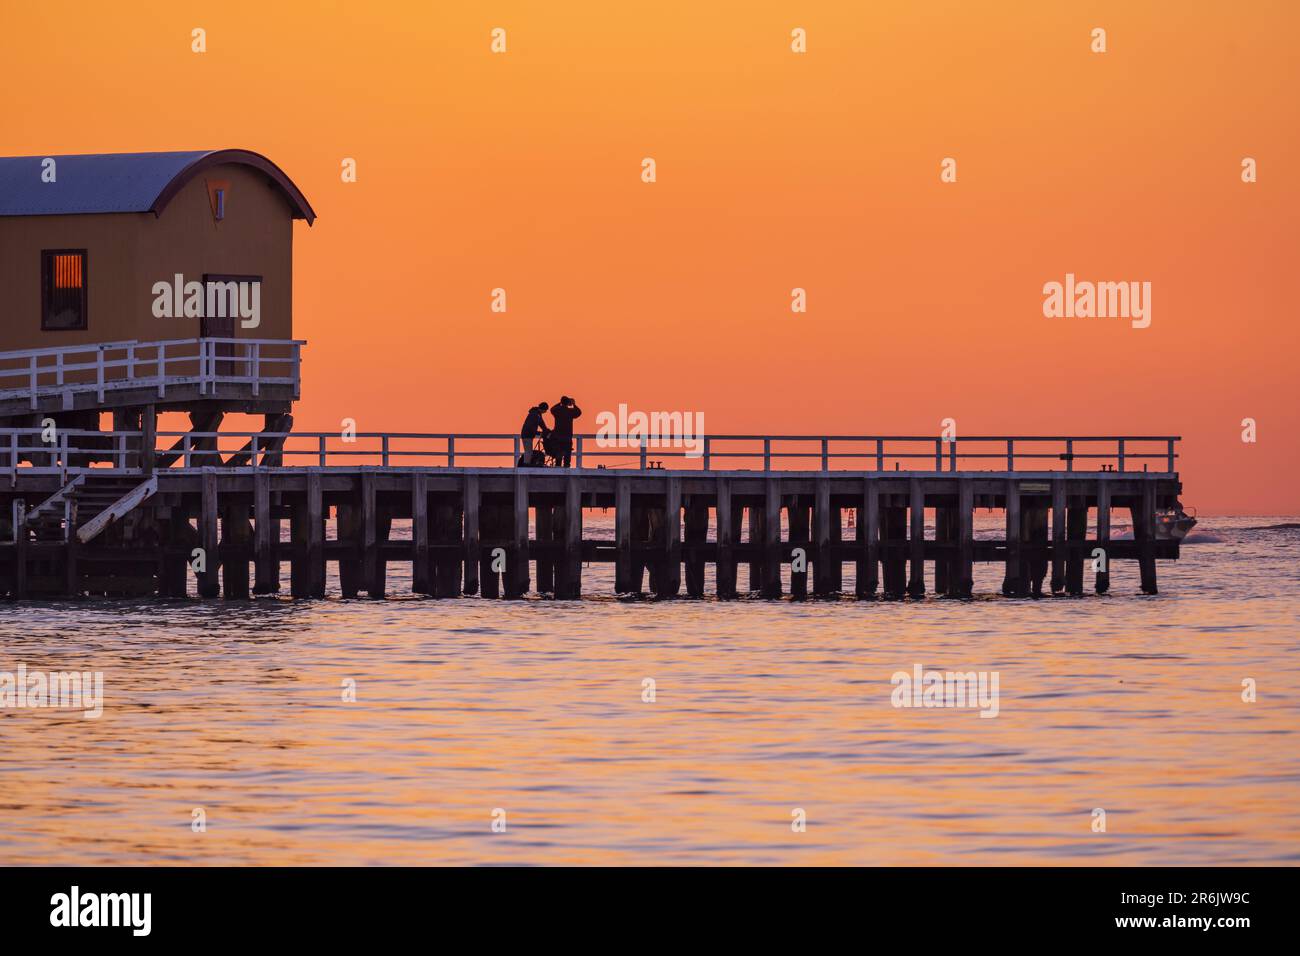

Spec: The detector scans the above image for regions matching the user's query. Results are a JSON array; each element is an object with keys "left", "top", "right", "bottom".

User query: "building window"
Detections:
[
  {"left": 41, "top": 249, "right": 88, "bottom": 330},
  {"left": 214, "top": 188, "right": 225, "bottom": 220}
]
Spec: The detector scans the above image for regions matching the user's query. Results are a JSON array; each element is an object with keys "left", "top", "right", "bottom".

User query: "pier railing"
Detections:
[
  {"left": 1, "top": 430, "right": 1181, "bottom": 479},
  {"left": 0, "top": 336, "right": 303, "bottom": 409}
]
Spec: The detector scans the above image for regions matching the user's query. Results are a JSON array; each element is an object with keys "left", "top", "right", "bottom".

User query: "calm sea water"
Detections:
[{"left": 1, "top": 515, "right": 1297, "bottom": 865}]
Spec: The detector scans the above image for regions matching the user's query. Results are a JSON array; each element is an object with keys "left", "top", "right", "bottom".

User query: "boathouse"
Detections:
[{"left": 0, "top": 149, "right": 313, "bottom": 430}]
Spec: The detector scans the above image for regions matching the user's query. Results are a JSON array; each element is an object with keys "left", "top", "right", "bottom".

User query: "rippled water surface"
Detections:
[{"left": 2, "top": 516, "right": 1297, "bottom": 865}]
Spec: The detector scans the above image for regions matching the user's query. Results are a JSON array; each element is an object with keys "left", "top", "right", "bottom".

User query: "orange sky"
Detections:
[{"left": 2, "top": 1, "right": 1296, "bottom": 512}]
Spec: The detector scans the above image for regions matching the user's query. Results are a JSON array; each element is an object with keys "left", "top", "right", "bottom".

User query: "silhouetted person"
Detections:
[
  {"left": 548, "top": 396, "right": 581, "bottom": 467},
  {"left": 519, "top": 402, "right": 550, "bottom": 466}
]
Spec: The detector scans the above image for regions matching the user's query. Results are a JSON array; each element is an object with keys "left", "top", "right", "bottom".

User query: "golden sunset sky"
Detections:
[{"left": 3, "top": 1, "right": 1296, "bottom": 511}]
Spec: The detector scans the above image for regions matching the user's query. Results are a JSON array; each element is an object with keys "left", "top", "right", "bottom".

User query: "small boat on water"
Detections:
[{"left": 1155, "top": 501, "right": 1197, "bottom": 541}]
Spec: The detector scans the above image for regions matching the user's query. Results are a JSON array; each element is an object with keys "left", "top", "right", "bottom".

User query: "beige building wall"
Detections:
[{"left": 0, "top": 162, "right": 296, "bottom": 354}]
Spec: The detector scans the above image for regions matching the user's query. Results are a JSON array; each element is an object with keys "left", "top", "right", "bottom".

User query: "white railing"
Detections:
[
  {"left": 0, "top": 337, "right": 303, "bottom": 408},
  {"left": 1, "top": 430, "right": 1182, "bottom": 480}
]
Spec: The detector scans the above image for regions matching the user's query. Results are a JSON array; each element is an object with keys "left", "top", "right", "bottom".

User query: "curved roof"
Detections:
[{"left": 0, "top": 149, "right": 315, "bottom": 224}]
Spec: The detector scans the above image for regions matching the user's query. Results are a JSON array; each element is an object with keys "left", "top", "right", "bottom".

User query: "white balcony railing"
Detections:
[{"left": 0, "top": 337, "right": 303, "bottom": 409}]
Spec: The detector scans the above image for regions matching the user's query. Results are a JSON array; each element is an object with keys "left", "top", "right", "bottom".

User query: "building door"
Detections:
[{"left": 202, "top": 274, "right": 259, "bottom": 377}]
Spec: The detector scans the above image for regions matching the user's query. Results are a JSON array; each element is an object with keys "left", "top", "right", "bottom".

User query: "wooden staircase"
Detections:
[{"left": 24, "top": 474, "right": 159, "bottom": 543}]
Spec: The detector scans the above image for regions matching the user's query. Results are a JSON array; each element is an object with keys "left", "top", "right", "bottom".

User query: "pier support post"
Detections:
[
  {"left": 813, "top": 478, "right": 832, "bottom": 597},
  {"left": 253, "top": 471, "right": 278, "bottom": 593},
  {"left": 1135, "top": 481, "right": 1158, "bottom": 595},
  {"left": 716, "top": 479, "right": 737, "bottom": 599},
  {"left": 463, "top": 475, "right": 480, "bottom": 595},
  {"left": 934, "top": 503, "right": 952, "bottom": 595},
  {"left": 12, "top": 500, "right": 27, "bottom": 598},
  {"left": 433, "top": 498, "right": 462, "bottom": 598},
  {"left": 290, "top": 492, "right": 309, "bottom": 598},
  {"left": 506, "top": 473, "right": 530, "bottom": 598},
  {"left": 790, "top": 494, "right": 810, "bottom": 599},
  {"left": 747, "top": 503, "right": 765, "bottom": 593},
  {"left": 857, "top": 479, "right": 879, "bottom": 599},
  {"left": 1027, "top": 502, "right": 1049, "bottom": 597},
  {"left": 1002, "top": 481, "right": 1027, "bottom": 597},
  {"left": 1050, "top": 479, "right": 1066, "bottom": 595},
  {"left": 337, "top": 500, "right": 363, "bottom": 599},
  {"left": 222, "top": 498, "right": 251, "bottom": 600},
  {"left": 308, "top": 471, "right": 325, "bottom": 597},
  {"left": 656, "top": 476, "right": 681, "bottom": 598},
  {"left": 827, "top": 502, "right": 842, "bottom": 592},
  {"left": 479, "top": 496, "right": 506, "bottom": 599},
  {"left": 1095, "top": 480, "right": 1111, "bottom": 594},
  {"left": 412, "top": 472, "right": 431, "bottom": 594},
  {"left": 556, "top": 476, "right": 583, "bottom": 599},
  {"left": 159, "top": 508, "right": 193, "bottom": 598},
  {"left": 762, "top": 478, "right": 782, "bottom": 598},
  {"left": 615, "top": 477, "right": 633, "bottom": 594},
  {"left": 1066, "top": 496, "right": 1087, "bottom": 595},
  {"left": 683, "top": 492, "right": 708, "bottom": 598},
  {"left": 882, "top": 498, "right": 907, "bottom": 599},
  {"left": 956, "top": 478, "right": 974, "bottom": 597},
  {"left": 361, "top": 472, "right": 384, "bottom": 598},
  {"left": 198, "top": 468, "right": 220, "bottom": 598},
  {"left": 535, "top": 503, "right": 555, "bottom": 595},
  {"left": 907, "top": 478, "right": 926, "bottom": 598}
]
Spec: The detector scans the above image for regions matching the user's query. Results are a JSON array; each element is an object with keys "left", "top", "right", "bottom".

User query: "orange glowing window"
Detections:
[{"left": 40, "top": 250, "right": 87, "bottom": 330}]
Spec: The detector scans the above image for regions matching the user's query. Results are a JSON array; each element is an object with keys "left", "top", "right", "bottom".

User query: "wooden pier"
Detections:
[{"left": 0, "top": 431, "right": 1183, "bottom": 600}]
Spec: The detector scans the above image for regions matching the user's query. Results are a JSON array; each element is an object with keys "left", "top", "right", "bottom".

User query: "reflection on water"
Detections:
[{"left": 1, "top": 517, "right": 1297, "bottom": 865}]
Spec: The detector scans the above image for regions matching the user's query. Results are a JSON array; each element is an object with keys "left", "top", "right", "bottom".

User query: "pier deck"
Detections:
[{"left": 0, "top": 432, "right": 1182, "bottom": 600}]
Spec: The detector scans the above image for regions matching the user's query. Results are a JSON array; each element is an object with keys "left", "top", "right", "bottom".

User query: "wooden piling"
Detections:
[
  {"left": 1136, "top": 481, "right": 1158, "bottom": 594},
  {"left": 289, "top": 493, "right": 310, "bottom": 598},
  {"left": 716, "top": 478, "right": 738, "bottom": 599},
  {"left": 507, "top": 472, "right": 529, "bottom": 598},
  {"left": 956, "top": 478, "right": 974, "bottom": 597},
  {"left": 1002, "top": 480, "right": 1026, "bottom": 597},
  {"left": 1065, "top": 496, "right": 1087, "bottom": 595},
  {"left": 463, "top": 474, "right": 480, "bottom": 596},
  {"left": 934, "top": 503, "right": 952, "bottom": 595},
  {"left": 1027, "top": 502, "right": 1049, "bottom": 597},
  {"left": 336, "top": 502, "right": 363, "bottom": 599},
  {"left": 762, "top": 478, "right": 782, "bottom": 598},
  {"left": 198, "top": 468, "right": 220, "bottom": 598},
  {"left": 1050, "top": 479, "right": 1066, "bottom": 595},
  {"left": 253, "top": 470, "right": 278, "bottom": 593},
  {"left": 479, "top": 496, "right": 505, "bottom": 599},
  {"left": 683, "top": 492, "right": 708, "bottom": 598},
  {"left": 615, "top": 476, "right": 633, "bottom": 594},
  {"left": 307, "top": 470, "right": 325, "bottom": 597},
  {"left": 433, "top": 499, "right": 462, "bottom": 598},
  {"left": 412, "top": 472, "right": 431, "bottom": 594},
  {"left": 881, "top": 499, "right": 907, "bottom": 598},
  {"left": 535, "top": 503, "right": 555, "bottom": 594},
  {"left": 361, "top": 473, "right": 382, "bottom": 598},
  {"left": 747, "top": 503, "right": 765, "bottom": 593},
  {"left": 813, "top": 478, "right": 831, "bottom": 597},
  {"left": 13, "top": 499, "right": 26, "bottom": 598},
  {"left": 858, "top": 479, "right": 879, "bottom": 599},
  {"left": 1095, "top": 480, "right": 1111, "bottom": 594},
  {"left": 790, "top": 494, "right": 810, "bottom": 600},
  {"left": 827, "top": 502, "right": 843, "bottom": 593},
  {"left": 557, "top": 476, "right": 582, "bottom": 598},
  {"left": 907, "top": 478, "right": 925, "bottom": 598},
  {"left": 222, "top": 499, "right": 251, "bottom": 599},
  {"left": 657, "top": 476, "right": 681, "bottom": 598}
]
